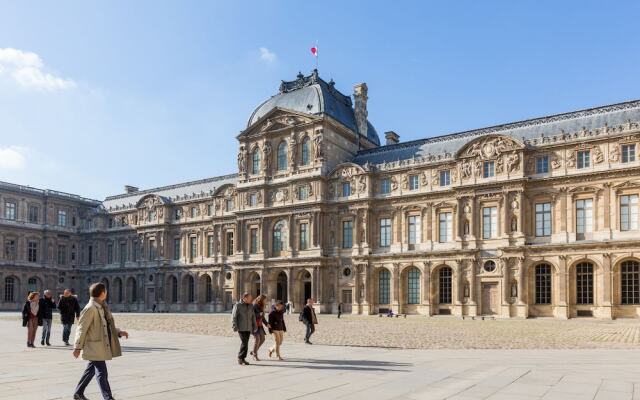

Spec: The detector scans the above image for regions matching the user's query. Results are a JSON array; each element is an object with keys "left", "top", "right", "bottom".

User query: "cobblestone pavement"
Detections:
[{"left": 1, "top": 318, "right": 640, "bottom": 400}]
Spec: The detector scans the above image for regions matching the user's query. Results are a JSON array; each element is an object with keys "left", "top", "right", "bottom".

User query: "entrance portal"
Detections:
[
  {"left": 302, "top": 270, "right": 312, "bottom": 304},
  {"left": 481, "top": 283, "right": 499, "bottom": 315},
  {"left": 276, "top": 271, "right": 288, "bottom": 303}
]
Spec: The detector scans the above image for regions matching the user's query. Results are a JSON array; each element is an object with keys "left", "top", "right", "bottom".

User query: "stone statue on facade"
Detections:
[
  {"left": 262, "top": 141, "right": 272, "bottom": 171},
  {"left": 237, "top": 145, "right": 247, "bottom": 174},
  {"left": 313, "top": 134, "right": 324, "bottom": 160},
  {"left": 506, "top": 152, "right": 520, "bottom": 173}
]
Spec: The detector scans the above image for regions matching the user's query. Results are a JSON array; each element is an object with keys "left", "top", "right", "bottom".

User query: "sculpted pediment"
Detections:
[
  {"left": 213, "top": 183, "right": 237, "bottom": 198},
  {"left": 613, "top": 181, "right": 640, "bottom": 192},
  {"left": 241, "top": 108, "right": 318, "bottom": 138},
  {"left": 329, "top": 163, "right": 366, "bottom": 180},
  {"left": 458, "top": 135, "right": 523, "bottom": 159},
  {"left": 135, "top": 194, "right": 168, "bottom": 209}
]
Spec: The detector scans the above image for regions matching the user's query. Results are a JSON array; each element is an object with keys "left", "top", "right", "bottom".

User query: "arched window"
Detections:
[
  {"left": 4, "top": 277, "right": 15, "bottom": 302},
  {"left": 251, "top": 148, "right": 261, "bottom": 174},
  {"left": 114, "top": 278, "right": 123, "bottom": 303},
  {"left": 272, "top": 220, "right": 287, "bottom": 256},
  {"left": 439, "top": 267, "right": 452, "bottom": 304},
  {"left": 171, "top": 276, "right": 178, "bottom": 303},
  {"left": 407, "top": 267, "right": 420, "bottom": 305},
  {"left": 621, "top": 260, "right": 640, "bottom": 304},
  {"left": 205, "top": 275, "right": 213, "bottom": 303},
  {"left": 576, "top": 262, "right": 594, "bottom": 304},
  {"left": 535, "top": 264, "right": 552, "bottom": 304},
  {"left": 27, "top": 277, "right": 37, "bottom": 293},
  {"left": 301, "top": 137, "right": 310, "bottom": 166},
  {"left": 187, "top": 276, "right": 195, "bottom": 303},
  {"left": 128, "top": 277, "right": 137, "bottom": 303},
  {"left": 277, "top": 141, "right": 287, "bottom": 171},
  {"left": 378, "top": 269, "right": 390, "bottom": 304}
]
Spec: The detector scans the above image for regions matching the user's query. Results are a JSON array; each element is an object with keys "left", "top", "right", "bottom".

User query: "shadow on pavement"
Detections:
[{"left": 248, "top": 358, "right": 411, "bottom": 372}]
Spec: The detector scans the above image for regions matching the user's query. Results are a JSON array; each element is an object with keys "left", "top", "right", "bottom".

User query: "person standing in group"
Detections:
[
  {"left": 267, "top": 300, "right": 287, "bottom": 360},
  {"left": 39, "top": 290, "right": 57, "bottom": 346},
  {"left": 231, "top": 292, "right": 256, "bottom": 366},
  {"left": 337, "top": 302, "right": 342, "bottom": 319},
  {"left": 22, "top": 292, "right": 42, "bottom": 348},
  {"left": 58, "top": 289, "right": 81, "bottom": 346},
  {"left": 73, "top": 282, "right": 129, "bottom": 400},
  {"left": 249, "top": 294, "right": 269, "bottom": 361},
  {"left": 301, "top": 298, "right": 318, "bottom": 344}
]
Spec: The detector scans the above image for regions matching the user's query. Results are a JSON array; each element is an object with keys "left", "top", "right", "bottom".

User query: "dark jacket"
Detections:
[
  {"left": 268, "top": 307, "right": 286, "bottom": 333},
  {"left": 231, "top": 300, "right": 257, "bottom": 332},
  {"left": 22, "top": 301, "right": 43, "bottom": 327},
  {"left": 302, "top": 304, "right": 317, "bottom": 325},
  {"left": 58, "top": 295, "right": 80, "bottom": 325},
  {"left": 253, "top": 303, "right": 266, "bottom": 330},
  {"left": 39, "top": 297, "right": 57, "bottom": 319}
]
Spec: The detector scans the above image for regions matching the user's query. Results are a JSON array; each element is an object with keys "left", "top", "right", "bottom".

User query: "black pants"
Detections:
[
  {"left": 75, "top": 361, "right": 112, "bottom": 400},
  {"left": 238, "top": 331, "right": 251, "bottom": 360},
  {"left": 304, "top": 322, "right": 315, "bottom": 342}
]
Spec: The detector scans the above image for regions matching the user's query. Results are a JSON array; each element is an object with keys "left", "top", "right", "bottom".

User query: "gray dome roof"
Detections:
[{"left": 247, "top": 70, "right": 380, "bottom": 146}]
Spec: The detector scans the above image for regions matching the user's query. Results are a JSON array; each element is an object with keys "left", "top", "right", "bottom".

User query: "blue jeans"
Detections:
[
  {"left": 41, "top": 319, "right": 52, "bottom": 343},
  {"left": 62, "top": 323, "right": 73, "bottom": 343},
  {"left": 75, "top": 361, "right": 112, "bottom": 400},
  {"left": 304, "top": 322, "right": 315, "bottom": 342}
]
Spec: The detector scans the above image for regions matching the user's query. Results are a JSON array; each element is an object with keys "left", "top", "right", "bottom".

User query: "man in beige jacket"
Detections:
[{"left": 72, "top": 283, "right": 128, "bottom": 400}]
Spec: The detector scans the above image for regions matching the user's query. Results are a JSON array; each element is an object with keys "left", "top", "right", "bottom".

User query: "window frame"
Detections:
[
  {"left": 577, "top": 150, "right": 590, "bottom": 169},
  {"left": 535, "top": 202, "right": 552, "bottom": 237},
  {"left": 536, "top": 155, "right": 549, "bottom": 174},
  {"left": 621, "top": 144, "right": 636, "bottom": 164},
  {"left": 482, "top": 206, "right": 498, "bottom": 239},
  {"left": 439, "top": 170, "right": 451, "bottom": 187},
  {"left": 620, "top": 194, "right": 639, "bottom": 231},
  {"left": 379, "top": 218, "right": 391, "bottom": 247},
  {"left": 483, "top": 161, "right": 495, "bottom": 178}
]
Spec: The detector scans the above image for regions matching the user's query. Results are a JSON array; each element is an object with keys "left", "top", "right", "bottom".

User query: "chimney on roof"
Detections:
[
  {"left": 124, "top": 185, "right": 139, "bottom": 194},
  {"left": 384, "top": 131, "right": 400, "bottom": 145},
  {"left": 353, "top": 83, "right": 368, "bottom": 139}
]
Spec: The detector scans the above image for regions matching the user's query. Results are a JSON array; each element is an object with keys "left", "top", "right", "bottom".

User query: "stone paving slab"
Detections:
[{"left": 1, "top": 319, "right": 640, "bottom": 399}]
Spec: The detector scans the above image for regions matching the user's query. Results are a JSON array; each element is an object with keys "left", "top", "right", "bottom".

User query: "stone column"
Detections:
[
  {"left": 287, "top": 267, "right": 295, "bottom": 311},
  {"left": 601, "top": 253, "right": 613, "bottom": 319},
  {"left": 452, "top": 260, "right": 462, "bottom": 317},
  {"left": 502, "top": 258, "right": 511, "bottom": 317},
  {"left": 391, "top": 263, "right": 400, "bottom": 314},
  {"left": 361, "top": 264, "right": 370, "bottom": 314},
  {"left": 556, "top": 255, "right": 569, "bottom": 319},
  {"left": 516, "top": 257, "right": 528, "bottom": 317},
  {"left": 467, "top": 259, "right": 477, "bottom": 317},
  {"left": 422, "top": 262, "right": 431, "bottom": 316}
]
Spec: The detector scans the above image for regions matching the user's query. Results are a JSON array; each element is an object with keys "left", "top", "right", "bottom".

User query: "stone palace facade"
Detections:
[{"left": 2, "top": 70, "right": 640, "bottom": 319}]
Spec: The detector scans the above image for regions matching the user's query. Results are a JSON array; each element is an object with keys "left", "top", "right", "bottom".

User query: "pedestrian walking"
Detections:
[
  {"left": 231, "top": 292, "right": 256, "bottom": 365},
  {"left": 250, "top": 294, "right": 269, "bottom": 361},
  {"left": 301, "top": 298, "right": 318, "bottom": 344},
  {"left": 72, "top": 282, "right": 129, "bottom": 400},
  {"left": 267, "top": 300, "right": 287, "bottom": 360},
  {"left": 22, "top": 292, "right": 42, "bottom": 348},
  {"left": 39, "top": 290, "right": 56, "bottom": 346},
  {"left": 337, "top": 302, "right": 342, "bottom": 319},
  {"left": 285, "top": 301, "right": 291, "bottom": 314},
  {"left": 58, "top": 289, "right": 81, "bottom": 346}
]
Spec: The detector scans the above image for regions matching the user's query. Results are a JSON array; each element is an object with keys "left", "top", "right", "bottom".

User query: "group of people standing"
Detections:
[
  {"left": 232, "top": 294, "right": 318, "bottom": 365},
  {"left": 21, "top": 289, "right": 80, "bottom": 347}
]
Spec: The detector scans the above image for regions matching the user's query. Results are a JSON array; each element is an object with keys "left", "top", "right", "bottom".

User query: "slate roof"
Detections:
[
  {"left": 102, "top": 174, "right": 238, "bottom": 211},
  {"left": 352, "top": 100, "right": 640, "bottom": 166},
  {"left": 247, "top": 70, "right": 380, "bottom": 146}
]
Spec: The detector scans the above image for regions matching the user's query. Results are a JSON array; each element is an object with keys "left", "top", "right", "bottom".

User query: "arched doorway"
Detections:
[
  {"left": 249, "top": 273, "right": 261, "bottom": 297},
  {"left": 276, "top": 271, "right": 288, "bottom": 303},
  {"left": 113, "top": 278, "right": 123, "bottom": 304},
  {"left": 302, "top": 270, "right": 312, "bottom": 304},
  {"left": 126, "top": 277, "right": 137, "bottom": 303}
]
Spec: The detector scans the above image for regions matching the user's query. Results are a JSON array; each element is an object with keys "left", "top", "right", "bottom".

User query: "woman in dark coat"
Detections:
[
  {"left": 250, "top": 294, "right": 269, "bottom": 361},
  {"left": 267, "top": 300, "right": 287, "bottom": 360},
  {"left": 22, "top": 292, "right": 42, "bottom": 348}
]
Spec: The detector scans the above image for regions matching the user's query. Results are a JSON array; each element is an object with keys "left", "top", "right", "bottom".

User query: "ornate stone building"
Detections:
[{"left": 2, "top": 70, "right": 640, "bottom": 319}]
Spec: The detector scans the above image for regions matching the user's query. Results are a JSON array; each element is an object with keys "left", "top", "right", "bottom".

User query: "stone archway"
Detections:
[{"left": 276, "top": 271, "right": 288, "bottom": 303}]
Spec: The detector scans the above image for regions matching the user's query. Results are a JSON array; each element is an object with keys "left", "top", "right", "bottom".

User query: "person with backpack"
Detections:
[{"left": 301, "top": 298, "right": 318, "bottom": 344}]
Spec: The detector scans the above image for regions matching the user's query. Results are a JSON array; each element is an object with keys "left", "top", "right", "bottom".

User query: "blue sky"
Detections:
[{"left": 0, "top": 1, "right": 638, "bottom": 200}]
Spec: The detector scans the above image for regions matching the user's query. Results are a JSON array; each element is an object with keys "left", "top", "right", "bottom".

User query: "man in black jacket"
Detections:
[
  {"left": 39, "top": 290, "right": 56, "bottom": 346},
  {"left": 58, "top": 289, "right": 80, "bottom": 346},
  {"left": 301, "top": 298, "right": 318, "bottom": 344}
]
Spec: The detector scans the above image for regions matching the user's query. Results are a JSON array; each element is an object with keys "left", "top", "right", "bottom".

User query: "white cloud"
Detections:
[
  {"left": 259, "top": 47, "right": 277, "bottom": 64},
  {"left": 0, "top": 48, "right": 76, "bottom": 91},
  {"left": 0, "top": 146, "right": 27, "bottom": 170}
]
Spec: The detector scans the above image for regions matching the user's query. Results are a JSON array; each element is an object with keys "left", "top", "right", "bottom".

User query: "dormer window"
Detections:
[
  {"left": 408, "top": 175, "right": 419, "bottom": 190},
  {"left": 577, "top": 150, "right": 590, "bottom": 169},
  {"left": 483, "top": 161, "right": 495, "bottom": 178},
  {"left": 342, "top": 182, "right": 351, "bottom": 197},
  {"left": 277, "top": 141, "right": 287, "bottom": 171},
  {"left": 439, "top": 170, "right": 451, "bottom": 187}
]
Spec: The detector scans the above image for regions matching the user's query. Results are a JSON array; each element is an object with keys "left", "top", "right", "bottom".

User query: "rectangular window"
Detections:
[
  {"left": 299, "top": 223, "right": 308, "bottom": 250},
  {"left": 342, "top": 220, "right": 353, "bottom": 248},
  {"left": 174, "top": 208, "right": 181, "bottom": 220},
  {"left": 226, "top": 199, "right": 234, "bottom": 212},
  {"left": 226, "top": 231, "right": 234, "bottom": 256},
  {"left": 380, "top": 178, "right": 391, "bottom": 194},
  {"left": 28, "top": 205, "right": 38, "bottom": 223},
  {"left": 57, "top": 245, "right": 67, "bottom": 265},
  {"left": 207, "top": 204, "right": 213, "bottom": 216},
  {"left": 298, "top": 186, "right": 309, "bottom": 200},
  {"left": 576, "top": 199, "right": 593, "bottom": 240},
  {"left": 622, "top": 144, "right": 636, "bottom": 163},
  {"left": 189, "top": 237, "right": 197, "bottom": 260},
  {"left": 408, "top": 175, "right": 419, "bottom": 190},
  {"left": 57, "top": 210, "right": 67, "bottom": 226},
  {"left": 483, "top": 161, "right": 495, "bottom": 178},
  {"left": 190, "top": 207, "right": 198, "bottom": 218},
  {"left": 173, "top": 238, "right": 181, "bottom": 260},
  {"left": 88, "top": 244, "right": 93, "bottom": 264},
  {"left": 27, "top": 240, "right": 38, "bottom": 262},
  {"left": 107, "top": 243, "right": 113, "bottom": 264},
  {"left": 439, "top": 170, "right": 451, "bottom": 187},
  {"left": 248, "top": 193, "right": 257, "bottom": 206},
  {"left": 535, "top": 264, "right": 552, "bottom": 304},
  {"left": 207, "top": 235, "right": 214, "bottom": 257},
  {"left": 119, "top": 243, "right": 126, "bottom": 265},
  {"left": 535, "top": 203, "right": 552, "bottom": 237},
  {"left": 408, "top": 215, "right": 419, "bottom": 245},
  {"left": 342, "top": 182, "right": 351, "bottom": 197},
  {"left": 438, "top": 212, "right": 453, "bottom": 243},
  {"left": 249, "top": 228, "right": 258, "bottom": 254},
  {"left": 4, "top": 201, "right": 16, "bottom": 220},
  {"left": 536, "top": 155, "right": 549, "bottom": 174},
  {"left": 4, "top": 239, "right": 16, "bottom": 260},
  {"left": 620, "top": 194, "right": 639, "bottom": 231},
  {"left": 577, "top": 150, "right": 590, "bottom": 169},
  {"left": 149, "top": 239, "right": 157, "bottom": 260},
  {"left": 482, "top": 207, "right": 498, "bottom": 239},
  {"left": 379, "top": 218, "right": 391, "bottom": 247}
]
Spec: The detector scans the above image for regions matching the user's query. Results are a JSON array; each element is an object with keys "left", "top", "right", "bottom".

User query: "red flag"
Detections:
[{"left": 310, "top": 46, "right": 318, "bottom": 57}]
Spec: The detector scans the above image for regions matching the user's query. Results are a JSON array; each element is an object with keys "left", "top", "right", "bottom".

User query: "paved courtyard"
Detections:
[{"left": 2, "top": 315, "right": 640, "bottom": 399}]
